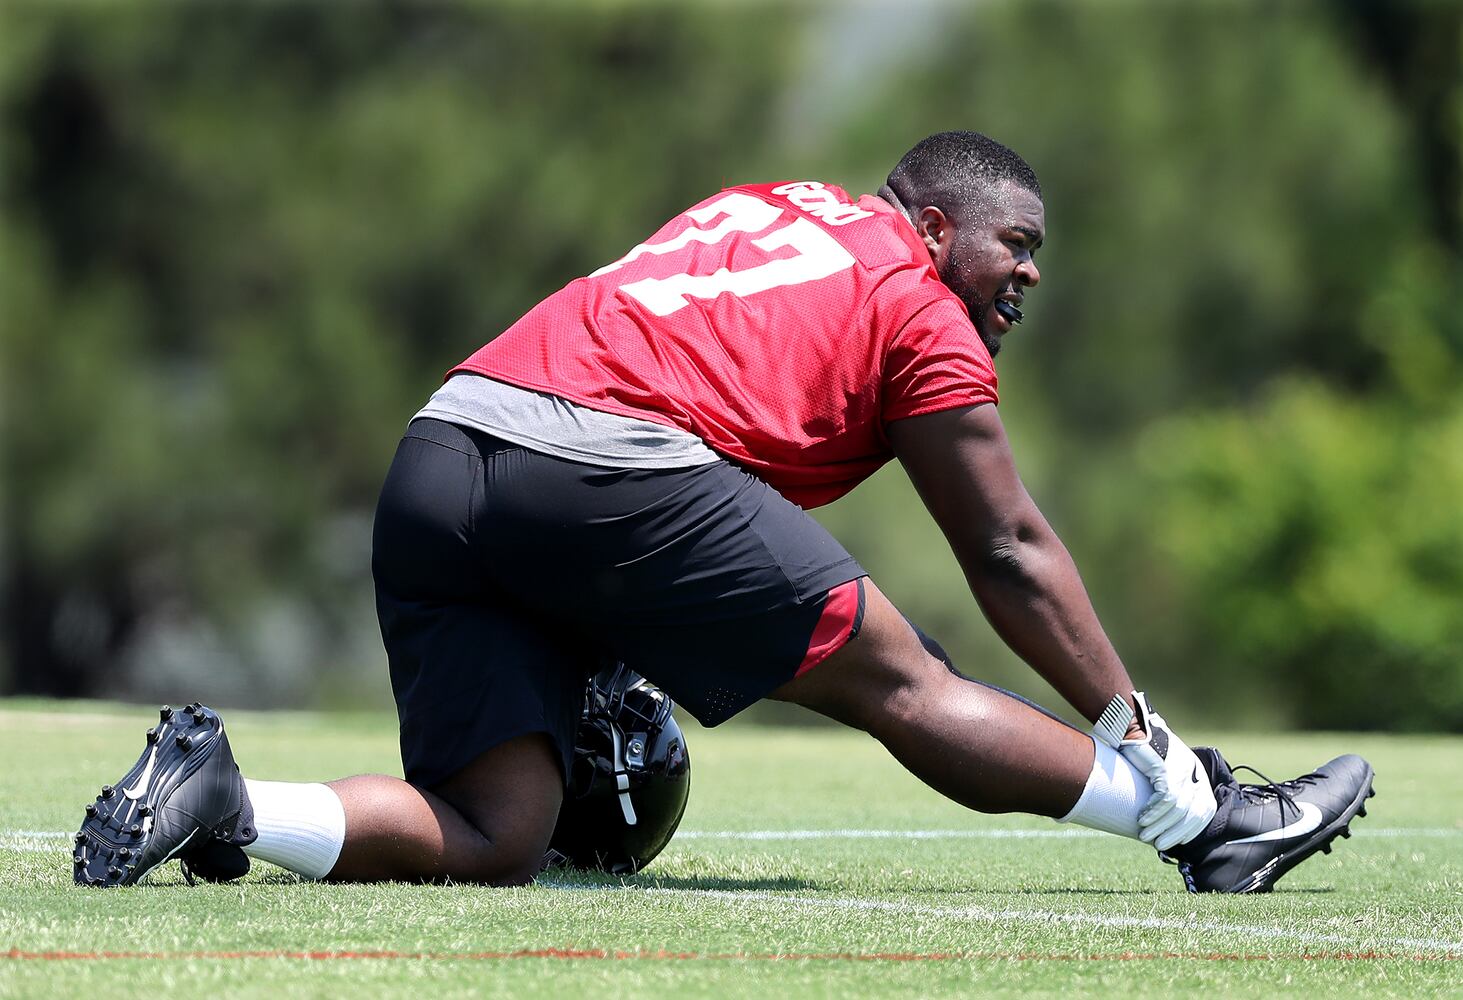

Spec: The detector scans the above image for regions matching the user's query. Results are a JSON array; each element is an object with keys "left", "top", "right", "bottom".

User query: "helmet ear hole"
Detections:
[{"left": 548, "top": 665, "right": 691, "bottom": 875}]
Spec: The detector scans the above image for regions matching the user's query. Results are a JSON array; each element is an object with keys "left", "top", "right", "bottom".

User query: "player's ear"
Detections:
[{"left": 914, "top": 206, "right": 951, "bottom": 265}]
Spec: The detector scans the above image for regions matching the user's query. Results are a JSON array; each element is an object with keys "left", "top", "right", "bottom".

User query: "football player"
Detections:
[{"left": 75, "top": 131, "right": 1372, "bottom": 893}]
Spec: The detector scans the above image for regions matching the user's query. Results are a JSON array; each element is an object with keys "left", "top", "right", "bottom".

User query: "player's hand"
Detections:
[{"left": 1094, "top": 692, "right": 1217, "bottom": 851}]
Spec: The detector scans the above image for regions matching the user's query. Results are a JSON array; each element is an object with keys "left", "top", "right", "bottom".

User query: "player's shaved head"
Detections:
[
  {"left": 887, "top": 131, "right": 1041, "bottom": 222},
  {"left": 879, "top": 131, "right": 1045, "bottom": 357}
]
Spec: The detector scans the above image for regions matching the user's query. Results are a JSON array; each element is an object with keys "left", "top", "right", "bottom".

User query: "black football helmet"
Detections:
[{"left": 545, "top": 664, "right": 691, "bottom": 875}]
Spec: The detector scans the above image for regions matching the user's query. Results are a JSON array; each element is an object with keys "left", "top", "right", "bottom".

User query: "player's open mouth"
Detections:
[{"left": 993, "top": 299, "right": 1023, "bottom": 326}]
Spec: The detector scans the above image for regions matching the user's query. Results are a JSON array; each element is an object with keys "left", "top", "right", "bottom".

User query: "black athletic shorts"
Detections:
[{"left": 372, "top": 418, "right": 866, "bottom": 789}]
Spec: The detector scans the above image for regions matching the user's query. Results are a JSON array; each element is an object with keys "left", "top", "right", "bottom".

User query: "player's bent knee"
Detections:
[
  {"left": 429, "top": 732, "right": 564, "bottom": 885},
  {"left": 467, "top": 840, "right": 548, "bottom": 887},
  {"left": 433, "top": 816, "right": 553, "bottom": 886}
]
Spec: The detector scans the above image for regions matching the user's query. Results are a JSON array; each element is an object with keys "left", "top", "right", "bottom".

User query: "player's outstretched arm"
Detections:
[
  {"left": 890, "top": 403, "right": 1219, "bottom": 847},
  {"left": 888, "top": 403, "right": 1140, "bottom": 729}
]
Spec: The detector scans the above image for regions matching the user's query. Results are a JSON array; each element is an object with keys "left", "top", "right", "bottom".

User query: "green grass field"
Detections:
[{"left": 1, "top": 700, "right": 1459, "bottom": 998}]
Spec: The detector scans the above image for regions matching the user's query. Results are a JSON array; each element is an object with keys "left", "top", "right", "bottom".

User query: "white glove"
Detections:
[{"left": 1093, "top": 691, "right": 1216, "bottom": 851}]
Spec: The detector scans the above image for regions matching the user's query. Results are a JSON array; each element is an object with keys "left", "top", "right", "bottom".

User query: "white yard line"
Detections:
[
  {"left": 621, "top": 887, "right": 1463, "bottom": 955},
  {"left": 0, "top": 710, "right": 145, "bottom": 728}
]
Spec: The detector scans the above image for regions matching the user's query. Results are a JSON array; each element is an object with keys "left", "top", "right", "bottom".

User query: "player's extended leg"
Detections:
[
  {"left": 323, "top": 732, "right": 562, "bottom": 885},
  {"left": 768, "top": 576, "right": 1376, "bottom": 893},
  {"left": 771, "top": 577, "right": 1094, "bottom": 819}
]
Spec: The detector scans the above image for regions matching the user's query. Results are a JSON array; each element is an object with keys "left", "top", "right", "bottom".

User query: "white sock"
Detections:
[
  {"left": 1058, "top": 736, "right": 1152, "bottom": 839},
  {"left": 240, "top": 779, "right": 346, "bottom": 879}
]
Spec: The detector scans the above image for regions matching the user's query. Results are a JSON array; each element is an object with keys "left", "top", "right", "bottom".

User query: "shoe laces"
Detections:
[
  {"left": 1161, "top": 760, "right": 1313, "bottom": 866},
  {"left": 1228, "top": 763, "right": 1306, "bottom": 821}
]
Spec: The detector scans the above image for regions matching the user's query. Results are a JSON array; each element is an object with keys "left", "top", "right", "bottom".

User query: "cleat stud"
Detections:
[
  {"left": 1341, "top": 827, "right": 1351, "bottom": 838},
  {"left": 129, "top": 824, "right": 142, "bottom": 836},
  {"left": 74, "top": 832, "right": 85, "bottom": 844},
  {"left": 107, "top": 866, "right": 121, "bottom": 879},
  {"left": 100, "top": 785, "right": 114, "bottom": 799},
  {"left": 176, "top": 733, "right": 193, "bottom": 750},
  {"left": 138, "top": 805, "right": 152, "bottom": 817},
  {"left": 1322, "top": 844, "right": 1332, "bottom": 854},
  {"left": 73, "top": 853, "right": 84, "bottom": 864},
  {"left": 160, "top": 705, "right": 173, "bottom": 721},
  {"left": 145, "top": 727, "right": 158, "bottom": 744},
  {"left": 84, "top": 803, "right": 98, "bottom": 817},
  {"left": 118, "top": 848, "right": 131, "bottom": 860},
  {"left": 191, "top": 710, "right": 205, "bottom": 724},
  {"left": 1358, "top": 806, "right": 1367, "bottom": 817}
]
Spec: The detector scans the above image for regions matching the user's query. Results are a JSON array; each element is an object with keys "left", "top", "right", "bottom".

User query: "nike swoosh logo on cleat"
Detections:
[
  {"left": 124, "top": 747, "right": 158, "bottom": 801},
  {"left": 1224, "top": 802, "right": 1323, "bottom": 845}
]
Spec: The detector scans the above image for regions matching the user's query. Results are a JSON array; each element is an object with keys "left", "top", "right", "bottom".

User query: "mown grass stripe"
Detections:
[
  {"left": 2, "top": 947, "right": 1456, "bottom": 963},
  {"left": 5, "top": 826, "right": 1458, "bottom": 849},
  {"left": 672, "top": 828, "right": 1462, "bottom": 840}
]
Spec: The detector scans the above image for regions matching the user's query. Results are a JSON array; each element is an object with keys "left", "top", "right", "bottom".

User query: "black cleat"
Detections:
[
  {"left": 73, "top": 704, "right": 256, "bottom": 887},
  {"left": 1162, "top": 748, "right": 1374, "bottom": 893}
]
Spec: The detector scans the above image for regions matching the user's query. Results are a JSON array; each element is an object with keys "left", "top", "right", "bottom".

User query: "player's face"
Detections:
[{"left": 934, "top": 181, "right": 1044, "bottom": 358}]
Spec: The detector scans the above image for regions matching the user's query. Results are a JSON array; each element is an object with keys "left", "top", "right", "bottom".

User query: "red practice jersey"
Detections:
[{"left": 452, "top": 181, "right": 998, "bottom": 508}]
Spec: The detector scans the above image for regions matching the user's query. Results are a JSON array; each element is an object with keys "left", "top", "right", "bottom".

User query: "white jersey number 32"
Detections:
[{"left": 590, "top": 192, "right": 855, "bottom": 317}]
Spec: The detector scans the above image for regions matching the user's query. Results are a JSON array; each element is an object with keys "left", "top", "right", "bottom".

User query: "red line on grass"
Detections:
[{"left": 3, "top": 947, "right": 1457, "bottom": 963}]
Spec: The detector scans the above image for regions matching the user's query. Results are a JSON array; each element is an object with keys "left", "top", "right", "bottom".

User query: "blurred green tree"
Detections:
[
  {"left": 0, "top": 2, "right": 801, "bottom": 704},
  {"left": 1, "top": 0, "right": 1457, "bottom": 729}
]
